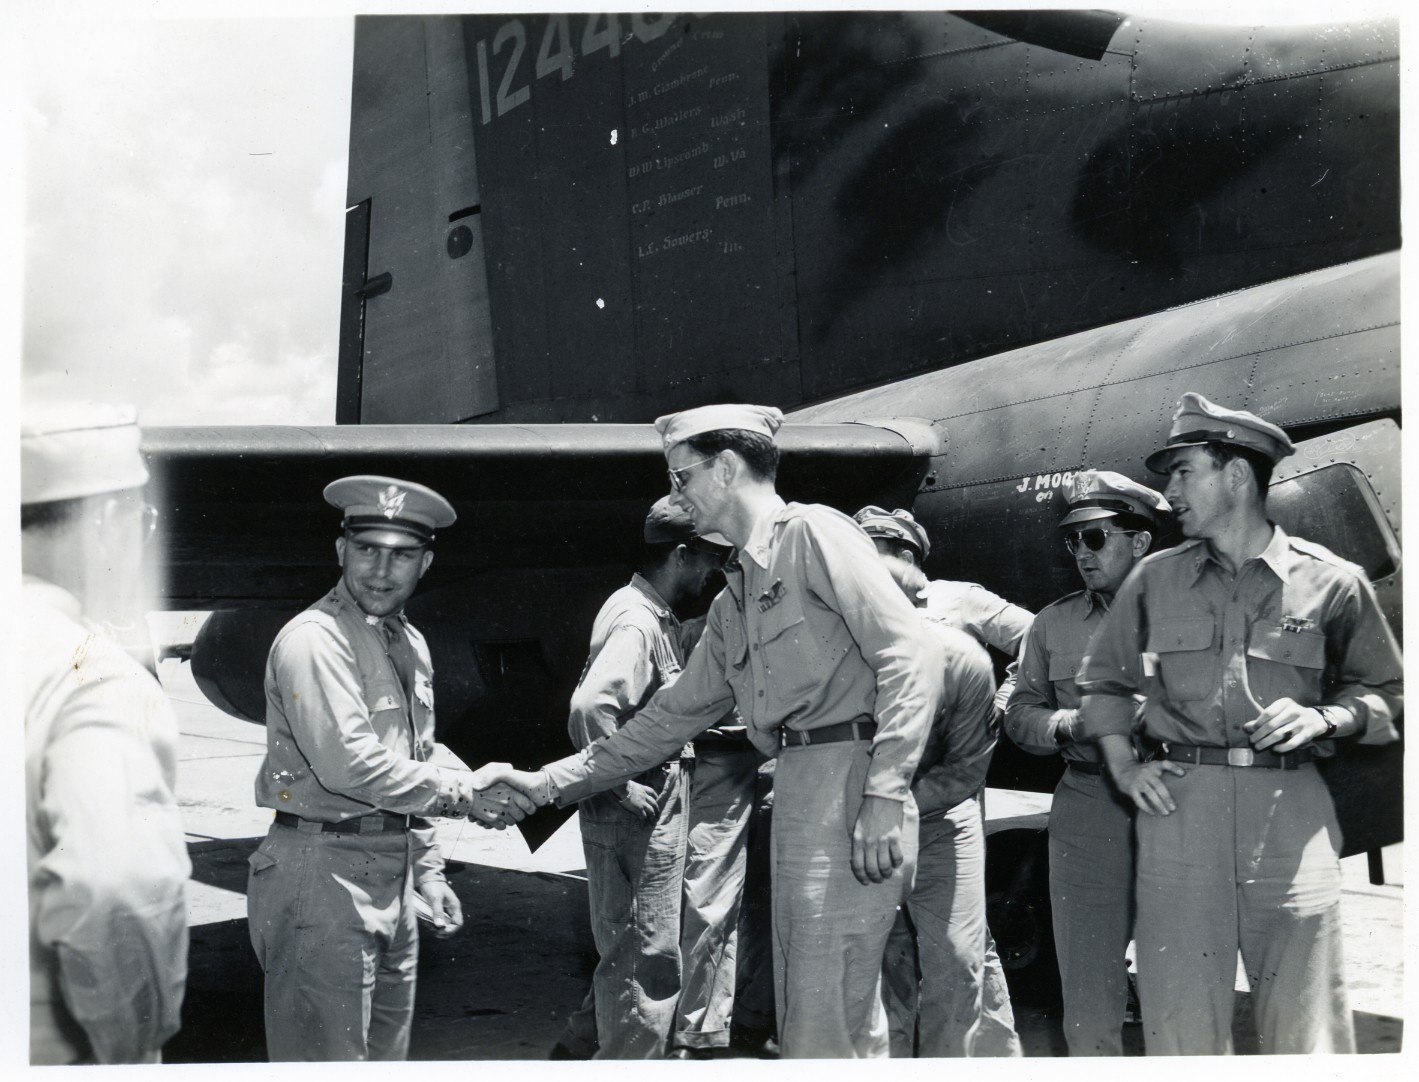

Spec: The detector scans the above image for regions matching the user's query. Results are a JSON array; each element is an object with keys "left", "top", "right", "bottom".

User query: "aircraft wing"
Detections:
[
  {"left": 144, "top": 418, "right": 938, "bottom": 607},
  {"left": 143, "top": 418, "right": 939, "bottom": 847}
]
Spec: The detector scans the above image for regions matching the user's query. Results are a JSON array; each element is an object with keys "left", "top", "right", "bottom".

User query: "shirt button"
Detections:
[
  {"left": 757, "top": 690, "right": 765, "bottom": 698},
  {"left": 1228, "top": 680, "right": 1238, "bottom": 688},
  {"left": 279, "top": 790, "right": 291, "bottom": 802},
  {"left": 752, "top": 643, "right": 759, "bottom": 651}
]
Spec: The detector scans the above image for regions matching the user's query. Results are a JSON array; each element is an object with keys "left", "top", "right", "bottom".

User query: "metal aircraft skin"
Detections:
[
  {"left": 136, "top": 10, "right": 1400, "bottom": 969},
  {"left": 144, "top": 249, "right": 1401, "bottom": 858},
  {"left": 337, "top": 10, "right": 1398, "bottom": 426}
]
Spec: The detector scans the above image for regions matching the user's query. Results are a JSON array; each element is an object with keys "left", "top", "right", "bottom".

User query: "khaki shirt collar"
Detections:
[
  {"left": 23, "top": 574, "right": 83, "bottom": 621},
  {"left": 628, "top": 572, "right": 674, "bottom": 620},
  {"left": 1082, "top": 588, "right": 1113, "bottom": 616},
  {"left": 1192, "top": 523, "right": 1290, "bottom": 585},
  {"left": 738, "top": 496, "right": 790, "bottom": 571},
  {"left": 333, "top": 577, "right": 408, "bottom": 635}
]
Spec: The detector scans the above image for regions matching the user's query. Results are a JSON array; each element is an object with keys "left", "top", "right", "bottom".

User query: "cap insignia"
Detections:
[{"left": 378, "top": 484, "right": 407, "bottom": 520}]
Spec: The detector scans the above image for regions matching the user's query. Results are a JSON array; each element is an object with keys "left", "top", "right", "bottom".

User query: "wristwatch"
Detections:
[{"left": 1315, "top": 705, "right": 1340, "bottom": 740}]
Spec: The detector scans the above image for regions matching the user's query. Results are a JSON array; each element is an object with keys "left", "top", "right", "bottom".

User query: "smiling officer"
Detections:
[
  {"left": 481, "top": 405, "right": 945, "bottom": 1058},
  {"left": 246, "top": 475, "right": 533, "bottom": 1061}
]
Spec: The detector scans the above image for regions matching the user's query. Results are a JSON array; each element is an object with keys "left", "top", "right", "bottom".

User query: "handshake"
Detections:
[{"left": 441, "top": 763, "right": 556, "bottom": 829}]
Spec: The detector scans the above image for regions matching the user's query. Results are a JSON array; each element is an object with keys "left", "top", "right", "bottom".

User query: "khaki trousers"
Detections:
[
  {"left": 1048, "top": 766, "right": 1136, "bottom": 1056},
  {"left": 677, "top": 744, "right": 761, "bottom": 1049},
  {"left": 1134, "top": 763, "right": 1353, "bottom": 1055},
  {"left": 771, "top": 739, "right": 918, "bottom": 1058},
  {"left": 247, "top": 822, "right": 419, "bottom": 1061}
]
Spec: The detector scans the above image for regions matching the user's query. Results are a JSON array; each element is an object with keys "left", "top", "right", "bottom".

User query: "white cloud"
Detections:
[{"left": 22, "top": 15, "right": 352, "bottom": 425}]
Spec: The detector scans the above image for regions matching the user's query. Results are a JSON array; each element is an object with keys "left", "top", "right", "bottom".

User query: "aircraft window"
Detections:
[{"left": 1267, "top": 464, "right": 1399, "bottom": 582}]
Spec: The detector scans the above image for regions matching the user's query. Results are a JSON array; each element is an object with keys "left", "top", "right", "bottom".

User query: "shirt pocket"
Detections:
[
  {"left": 1147, "top": 616, "right": 1216, "bottom": 702},
  {"left": 1246, "top": 623, "right": 1326, "bottom": 706},
  {"left": 1047, "top": 651, "right": 1084, "bottom": 698},
  {"left": 722, "top": 608, "right": 753, "bottom": 704},
  {"left": 413, "top": 672, "right": 434, "bottom": 716},
  {"left": 363, "top": 679, "right": 410, "bottom": 746},
  {"left": 758, "top": 592, "right": 819, "bottom": 701}
]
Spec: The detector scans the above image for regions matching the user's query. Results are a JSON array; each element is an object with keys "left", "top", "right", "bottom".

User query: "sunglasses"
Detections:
[
  {"left": 1063, "top": 528, "right": 1137, "bottom": 555},
  {"left": 667, "top": 454, "right": 717, "bottom": 492}
]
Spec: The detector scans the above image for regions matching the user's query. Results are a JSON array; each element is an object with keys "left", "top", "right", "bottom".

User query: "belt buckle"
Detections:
[{"left": 1227, "top": 747, "right": 1254, "bottom": 767}]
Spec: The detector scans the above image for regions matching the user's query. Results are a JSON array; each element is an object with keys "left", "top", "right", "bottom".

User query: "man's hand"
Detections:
[
  {"left": 468, "top": 763, "right": 557, "bottom": 808},
  {"left": 1244, "top": 698, "right": 1327, "bottom": 753},
  {"left": 850, "top": 795, "right": 905, "bottom": 885},
  {"left": 466, "top": 782, "right": 536, "bottom": 828},
  {"left": 1109, "top": 758, "right": 1185, "bottom": 816},
  {"left": 617, "top": 781, "right": 660, "bottom": 822},
  {"left": 418, "top": 880, "right": 464, "bottom": 939}
]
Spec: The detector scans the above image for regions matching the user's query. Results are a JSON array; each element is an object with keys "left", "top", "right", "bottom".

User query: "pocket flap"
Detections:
[
  {"left": 1247, "top": 624, "right": 1326, "bottom": 669},
  {"left": 247, "top": 847, "right": 278, "bottom": 874},
  {"left": 1149, "top": 617, "right": 1215, "bottom": 653},
  {"left": 1047, "top": 652, "right": 1084, "bottom": 683},
  {"left": 759, "top": 593, "right": 806, "bottom": 644},
  {"left": 364, "top": 679, "right": 403, "bottom": 713}
]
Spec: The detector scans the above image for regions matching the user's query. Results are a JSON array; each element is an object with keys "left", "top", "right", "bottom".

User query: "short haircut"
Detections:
[
  {"left": 1202, "top": 441, "right": 1274, "bottom": 495},
  {"left": 20, "top": 496, "right": 87, "bottom": 533},
  {"left": 686, "top": 429, "right": 779, "bottom": 482},
  {"left": 1111, "top": 512, "right": 1158, "bottom": 551},
  {"left": 641, "top": 538, "right": 683, "bottom": 571}
]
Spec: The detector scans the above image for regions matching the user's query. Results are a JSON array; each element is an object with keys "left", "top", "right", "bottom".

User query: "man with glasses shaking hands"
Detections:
[
  {"left": 1005, "top": 469, "right": 1167, "bottom": 1056},
  {"left": 487, "top": 403, "right": 946, "bottom": 1058}
]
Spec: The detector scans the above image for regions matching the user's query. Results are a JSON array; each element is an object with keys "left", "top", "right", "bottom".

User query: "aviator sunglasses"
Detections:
[
  {"left": 668, "top": 454, "right": 718, "bottom": 492},
  {"left": 1063, "top": 528, "right": 1137, "bottom": 555}
]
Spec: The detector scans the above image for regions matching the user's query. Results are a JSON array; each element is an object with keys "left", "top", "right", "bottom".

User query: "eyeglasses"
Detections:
[
  {"left": 1063, "top": 528, "right": 1137, "bottom": 555},
  {"left": 96, "top": 497, "right": 159, "bottom": 540},
  {"left": 668, "top": 455, "right": 717, "bottom": 492}
]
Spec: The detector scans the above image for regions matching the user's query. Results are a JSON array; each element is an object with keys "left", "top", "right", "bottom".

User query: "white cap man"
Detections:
[
  {"left": 1076, "top": 394, "right": 1402, "bottom": 1054},
  {"left": 22, "top": 401, "right": 191, "bottom": 1064},
  {"left": 1003, "top": 468, "right": 1165, "bottom": 1055},
  {"left": 487, "top": 403, "right": 947, "bottom": 1058},
  {"left": 247, "top": 473, "right": 533, "bottom": 1061}
]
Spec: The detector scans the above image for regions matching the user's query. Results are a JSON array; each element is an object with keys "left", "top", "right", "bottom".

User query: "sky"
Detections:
[{"left": 8, "top": 0, "right": 1407, "bottom": 430}]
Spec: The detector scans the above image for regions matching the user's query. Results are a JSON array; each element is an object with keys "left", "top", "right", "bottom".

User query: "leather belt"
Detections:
[
  {"left": 1065, "top": 760, "right": 1103, "bottom": 776},
  {"left": 1157, "top": 743, "right": 1313, "bottom": 770},
  {"left": 274, "top": 810, "right": 422, "bottom": 834},
  {"left": 781, "top": 718, "right": 876, "bottom": 748}
]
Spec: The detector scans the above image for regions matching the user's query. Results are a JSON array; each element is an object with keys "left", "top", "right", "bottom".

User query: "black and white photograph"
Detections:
[{"left": 6, "top": 0, "right": 1406, "bottom": 1069}]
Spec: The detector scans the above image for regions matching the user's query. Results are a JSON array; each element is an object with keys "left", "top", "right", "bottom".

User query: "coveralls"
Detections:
[
  {"left": 247, "top": 579, "right": 468, "bottom": 1061},
  {"left": 25, "top": 576, "right": 191, "bottom": 1065},
  {"left": 1078, "top": 528, "right": 1402, "bottom": 1054},
  {"left": 882, "top": 621, "right": 1015, "bottom": 1057},
  {"left": 562, "top": 573, "right": 694, "bottom": 1059},
  {"left": 1007, "top": 587, "right": 1135, "bottom": 1055},
  {"left": 545, "top": 501, "right": 944, "bottom": 1058}
]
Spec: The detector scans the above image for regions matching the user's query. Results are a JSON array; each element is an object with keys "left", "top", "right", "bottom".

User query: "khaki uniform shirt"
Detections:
[
  {"left": 1006, "top": 589, "right": 1108, "bottom": 762},
  {"left": 921, "top": 579, "right": 1033, "bottom": 657},
  {"left": 568, "top": 573, "right": 692, "bottom": 819},
  {"left": 1078, "top": 527, "right": 1402, "bottom": 749},
  {"left": 913, "top": 622, "right": 998, "bottom": 819},
  {"left": 24, "top": 576, "right": 190, "bottom": 1064},
  {"left": 546, "top": 500, "right": 944, "bottom": 804},
  {"left": 257, "top": 578, "right": 458, "bottom": 885}
]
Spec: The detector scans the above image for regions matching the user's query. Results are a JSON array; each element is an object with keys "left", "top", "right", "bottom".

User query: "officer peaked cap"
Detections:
[
  {"left": 1145, "top": 392, "right": 1295, "bottom": 473},
  {"left": 325, "top": 475, "right": 456, "bottom": 547}
]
